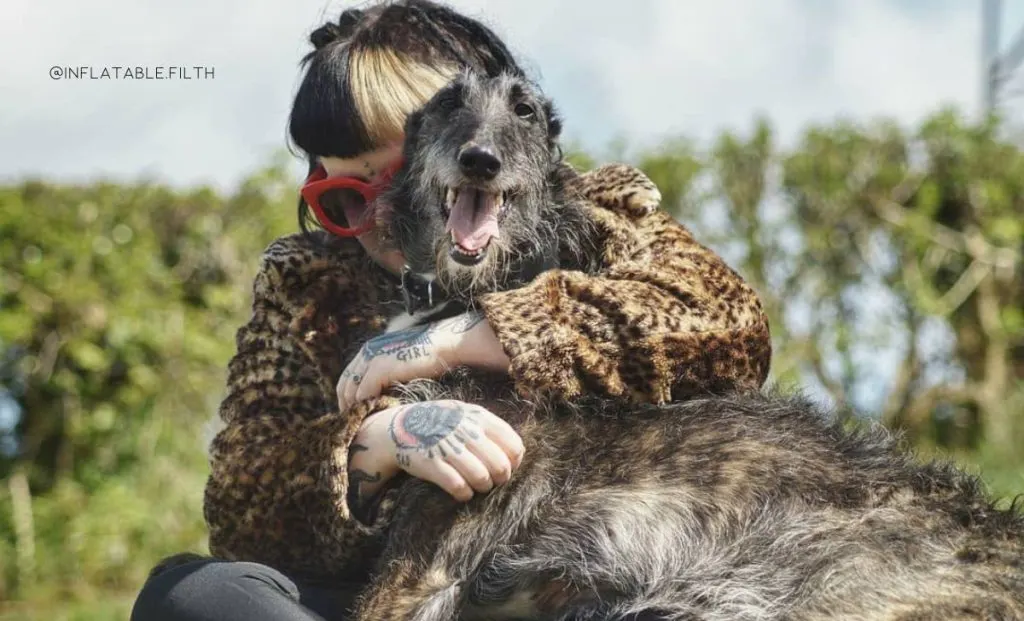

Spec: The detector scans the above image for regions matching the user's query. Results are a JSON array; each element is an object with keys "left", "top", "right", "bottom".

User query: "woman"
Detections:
[{"left": 132, "top": 2, "right": 771, "bottom": 620}]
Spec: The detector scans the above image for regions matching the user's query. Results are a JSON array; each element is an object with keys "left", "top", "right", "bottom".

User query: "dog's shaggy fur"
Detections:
[
  {"left": 350, "top": 72, "right": 1024, "bottom": 621},
  {"left": 381, "top": 70, "right": 598, "bottom": 307}
]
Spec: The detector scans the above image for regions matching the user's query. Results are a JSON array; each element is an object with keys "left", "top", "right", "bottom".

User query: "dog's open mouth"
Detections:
[{"left": 442, "top": 186, "right": 509, "bottom": 266}]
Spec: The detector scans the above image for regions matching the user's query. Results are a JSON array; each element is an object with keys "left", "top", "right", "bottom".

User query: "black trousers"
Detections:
[
  {"left": 131, "top": 555, "right": 363, "bottom": 621},
  {"left": 132, "top": 555, "right": 667, "bottom": 621}
]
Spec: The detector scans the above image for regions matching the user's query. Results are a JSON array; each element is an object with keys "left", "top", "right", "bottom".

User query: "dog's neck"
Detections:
[{"left": 390, "top": 234, "right": 561, "bottom": 333}]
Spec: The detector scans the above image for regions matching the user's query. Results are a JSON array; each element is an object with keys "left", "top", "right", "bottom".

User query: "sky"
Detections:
[
  {"left": 1, "top": 1, "right": 1023, "bottom": 429},
  {"left": 2, "top": 0, "right": 1023, "bottom": 192}
]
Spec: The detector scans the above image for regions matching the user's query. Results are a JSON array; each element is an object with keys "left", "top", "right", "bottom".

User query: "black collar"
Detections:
[
  {"left": 397, "top": 240, "right": 560, "bottom": 316},
  {"left": 400, "top": 266, "right": 445, "bottom": 315}
]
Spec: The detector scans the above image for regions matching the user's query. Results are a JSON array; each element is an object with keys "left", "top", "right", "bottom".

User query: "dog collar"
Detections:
[{"left": 400, "top": 266, "right": 445, "bottom": 315}]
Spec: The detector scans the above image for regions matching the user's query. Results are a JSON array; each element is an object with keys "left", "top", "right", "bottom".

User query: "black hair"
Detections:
[
  {"left": 289, "top": 0, "right": 524, "bottom": 160},
  {"left": 289, "top": 0, "right": 526, "bottom": 234}
]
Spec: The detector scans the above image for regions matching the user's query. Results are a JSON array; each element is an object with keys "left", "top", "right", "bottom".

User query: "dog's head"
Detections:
[{"left": 382, "top": 71, "right": 569, "bottom": 301}]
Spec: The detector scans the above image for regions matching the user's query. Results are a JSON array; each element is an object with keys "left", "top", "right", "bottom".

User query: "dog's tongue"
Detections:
[{"left": 447, "top": 188, "right": 500, "bottom": 251}]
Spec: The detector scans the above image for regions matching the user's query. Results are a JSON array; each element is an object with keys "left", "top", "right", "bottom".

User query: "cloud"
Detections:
[
  {"left": 0, "top": 0, "right": 985, "bottom": 190},
  {"left": 453, "top": 0, "right": 979, "bottom": 150}
]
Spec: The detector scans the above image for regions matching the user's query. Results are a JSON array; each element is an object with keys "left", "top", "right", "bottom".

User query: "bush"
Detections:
[{"left": 0, "top": 111, "right": 1021, "bottom": 618}]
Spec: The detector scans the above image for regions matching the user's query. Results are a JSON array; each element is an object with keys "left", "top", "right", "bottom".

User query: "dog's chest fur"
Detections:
[{"left": 385, "top": 302, "right": 457, "bottom": 333}]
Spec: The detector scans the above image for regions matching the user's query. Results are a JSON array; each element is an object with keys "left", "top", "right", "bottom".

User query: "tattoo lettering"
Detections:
[
  {"left": 363, "top": 325, "right": 432, "bottom": 357},
  {"left": 388, "top": 402, "right": 469, "bottom": 460},
  {"left": 362, "top": 325, "right": 433, "bottom": 362},
  {"left": 395, "top": 347, "right": 428, "bottom": 362},
  {"left": 446, "top": 311, "right": 485, "bottom": 335}
]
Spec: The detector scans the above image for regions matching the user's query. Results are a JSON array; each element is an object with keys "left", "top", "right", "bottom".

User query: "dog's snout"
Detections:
[{"left": 458, "top": 145, "right": 501, "bottom": 180}]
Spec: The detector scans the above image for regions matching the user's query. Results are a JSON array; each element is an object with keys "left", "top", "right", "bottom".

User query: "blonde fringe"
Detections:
[{"left": 350, "top": 47, "right": 458, "bottom": 146}]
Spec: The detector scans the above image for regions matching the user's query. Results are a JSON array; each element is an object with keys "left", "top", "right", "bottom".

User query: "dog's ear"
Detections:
[
  {"left": 404, "top": 108, "right": 425, "bottom": 140},
  {"left": 400, "top": 108, "right": 425, "bottom": 157},
  {"left": 543, "top": 97, "right": 563, "bottom": 145}
]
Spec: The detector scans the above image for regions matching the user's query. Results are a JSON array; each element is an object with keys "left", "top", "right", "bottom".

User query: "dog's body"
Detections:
[
  {"left": 350, "top": 72, "right": 1024, "bottom": 621},
  {"left": 360, "top": 382, "right": 1024, "bottom": 621}
]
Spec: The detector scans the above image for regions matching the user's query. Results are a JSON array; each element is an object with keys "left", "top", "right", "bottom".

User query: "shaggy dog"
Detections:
[{"left": 350, "top": 72, "right": 1024, "bottom": 621}]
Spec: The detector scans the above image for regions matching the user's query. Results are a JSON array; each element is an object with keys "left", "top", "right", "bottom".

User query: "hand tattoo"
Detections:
[
  {"left": 362, "top": 325, "right": 433, "bottom": 362},
  {"left": 340, "top": 368, "right": 362, "bottom": 385},
  {"left": 446, "top": 311, "right": 486, "bottom": 335},
  {"left": 389, "top": 402, "right": 480, "bottom": 462}
]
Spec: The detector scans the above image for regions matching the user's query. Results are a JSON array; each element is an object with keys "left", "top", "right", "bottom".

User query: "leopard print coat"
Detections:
[{"left": 203, "top": 164, "right": 772, "bottom": 583}]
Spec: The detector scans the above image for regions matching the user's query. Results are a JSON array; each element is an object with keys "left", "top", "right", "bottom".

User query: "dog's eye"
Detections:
[
  {"left": 438, "top": 93, "right": 459, "bottom": 112},
  {"left": 514, "top": 102, "right": 536, "bottom": 119},
  {"left": 436, "top": 86, "right": 463, "bottom": 113}
]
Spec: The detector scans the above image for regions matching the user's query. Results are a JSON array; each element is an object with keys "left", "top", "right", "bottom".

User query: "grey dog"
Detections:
[{"left": 349, "top": 71, "right": 1024, "bottom": 621}]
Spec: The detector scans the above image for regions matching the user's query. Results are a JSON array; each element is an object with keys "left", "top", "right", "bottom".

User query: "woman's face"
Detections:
[
  {"left": 320, "top": 142, "right": 404, "bottom": 236},
  {"left": 319, "top": 142, "right": 406, "bottom": 271}
]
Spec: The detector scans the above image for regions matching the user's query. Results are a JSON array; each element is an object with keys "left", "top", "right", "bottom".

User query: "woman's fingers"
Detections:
[
  {"left": 471, "top": 407, "right": 525, "bottom": 468},
  {"left": 336, "top": 362, "right": 359, "bottom": 411},
  {"left": 418, "top": 457, "right": 474, "bottom": 502},
  {"left": 442, "top": 437, "right": 496, "bottom": 493},
  {"left": 462, "top": 434, "right": 513, "bottom": 486}
]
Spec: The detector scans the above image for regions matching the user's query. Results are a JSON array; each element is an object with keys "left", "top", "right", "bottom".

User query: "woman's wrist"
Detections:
[
  {"left": 347, "top": 409, "right": 401, "bottom": 511},
  {"left": 441, "top": 312, "right": 511, "bottom": 372}
]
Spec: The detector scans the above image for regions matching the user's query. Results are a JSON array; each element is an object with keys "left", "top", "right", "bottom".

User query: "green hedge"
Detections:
[{"left": 0, "top": 113, "right": 1021, "bottom": 619}]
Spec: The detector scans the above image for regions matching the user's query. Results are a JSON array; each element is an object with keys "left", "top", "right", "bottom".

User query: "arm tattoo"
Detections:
[
  {"left": 445, "top": 311, "right": 486, "bottom": 335},
  {"left": 389, "top": 402, "right": 478, "bottom": 460},
  {"left": 346, "top": 442, "right": 383, "bottom": 519},
  {"left": 348, "top": 443, "right": 381, "bottom": 495},
  {"left": 349, "top": 467, "right": 382, "bottom": 495},
  {"left": 362, "top": 325, "right": 433, "bottom": 362}
]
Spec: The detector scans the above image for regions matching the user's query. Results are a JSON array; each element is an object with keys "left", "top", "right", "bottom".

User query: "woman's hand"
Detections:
[
  {"left": 348, "top": 399, "right": 524, "bottom": 504},
  {"left": 337, "top": 311, "right": 511, "bottom": 411}
]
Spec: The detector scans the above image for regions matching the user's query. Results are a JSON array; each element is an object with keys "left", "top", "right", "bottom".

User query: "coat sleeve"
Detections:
[
  {"left": 477, "top": 164, "right": 772, "bottom": 404},
  {"left": 203, "top": 234, "right": 402, "bottom": 579}
]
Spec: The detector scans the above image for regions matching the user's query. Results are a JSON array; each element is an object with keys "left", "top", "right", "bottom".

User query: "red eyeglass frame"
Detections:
[{"left": 300, "top": 158, "right": 404, "bottom": 237}]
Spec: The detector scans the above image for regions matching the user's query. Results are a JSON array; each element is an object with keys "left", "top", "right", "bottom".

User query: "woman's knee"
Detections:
[{"left": 130, "top": 554, "right": 301, "bottom": 621}]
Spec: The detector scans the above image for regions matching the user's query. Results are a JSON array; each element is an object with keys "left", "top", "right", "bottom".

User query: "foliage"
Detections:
[
  {"left": 0, "top": 114, "right": 1021, "bottom": 619},
  {"left": 0, "top": 155, "right": 294, "bottom": 615},
  {"left": 614, "top": 109, "right": 1023, "bottom": 457}
]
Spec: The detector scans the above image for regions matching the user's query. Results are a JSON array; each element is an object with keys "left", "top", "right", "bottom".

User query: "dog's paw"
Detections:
[{"left": 576, "top": 164, "right": 662, "bottom": 221}]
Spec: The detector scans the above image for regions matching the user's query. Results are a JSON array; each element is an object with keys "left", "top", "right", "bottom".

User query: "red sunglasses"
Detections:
[{"left": 300, "top": 158, "right": 404, "bottom": 237}]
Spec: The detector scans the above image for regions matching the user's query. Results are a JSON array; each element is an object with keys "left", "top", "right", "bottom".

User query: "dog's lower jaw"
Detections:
[{"left": 449, "top": 240, "right": 490, "bottom": 266}]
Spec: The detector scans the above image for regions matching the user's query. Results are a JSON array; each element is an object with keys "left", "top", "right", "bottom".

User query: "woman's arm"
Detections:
[
  {"left": 474, "top": 164, "right": 772, "bottom": 404},
  {"left": 203, "top": 235, "right": 396, "bottom": 577},
  {"left": 339, "top": 165, "right": 771, "bottom": 408},
  {"left": 204, "top": 235, "right": 524, "bottom": 576}
]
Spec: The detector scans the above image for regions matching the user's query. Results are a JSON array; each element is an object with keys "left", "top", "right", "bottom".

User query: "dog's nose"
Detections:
[{"left": 458, "top": 145, "right": 501, "bottom": 180}]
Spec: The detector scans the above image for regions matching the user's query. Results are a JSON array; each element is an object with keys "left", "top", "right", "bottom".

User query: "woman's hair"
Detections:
[
  {"left": 289, "top": 0, "right": 525, "bottom": 234},
  {"left": 289, "top": 0, "right": 523, "bottom": 160}
]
